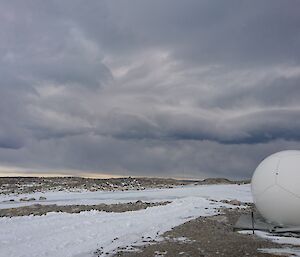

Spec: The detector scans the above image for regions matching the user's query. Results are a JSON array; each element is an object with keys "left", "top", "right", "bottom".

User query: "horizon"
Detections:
[{"left": 0, "top": 171, "right": 222, "bottom": 181}]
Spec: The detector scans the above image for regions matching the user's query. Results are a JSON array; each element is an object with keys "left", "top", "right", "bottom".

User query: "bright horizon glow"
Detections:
[
  {"left": 0, "top": 165, "right": 123, "bottom": 179},
  {"left": 0, "top": 165, "right": 202, "bottom": 180}
]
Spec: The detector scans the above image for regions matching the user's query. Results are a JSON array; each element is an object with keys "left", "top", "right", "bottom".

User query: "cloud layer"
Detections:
[{"left": 0, "top": 0, "right": 300, "bottom": 178}]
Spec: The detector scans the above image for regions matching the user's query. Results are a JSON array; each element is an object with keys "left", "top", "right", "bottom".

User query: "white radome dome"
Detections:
[{"left": 251, "top": 150, "right": 300, "bottom": 226}]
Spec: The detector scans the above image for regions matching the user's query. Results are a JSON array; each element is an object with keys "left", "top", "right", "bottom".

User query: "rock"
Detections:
[
  {"left": 228, "top": 199, "right": 241, "bottom": 206},
  {"left": 221, "top": 199, "right": 241, "bottom": 206},
  {"left": 20, "top": 197, "right": 36, "bottom": 202},
  {"left": 201, "top": 178, "right": 231, "bottom": 184}
]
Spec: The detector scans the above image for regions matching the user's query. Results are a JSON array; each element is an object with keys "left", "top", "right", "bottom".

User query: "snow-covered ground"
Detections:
[
  {"left": 0, "top": 184, "right": 252, "bottom": 209},
  {"left": 0, "top": 197, "right": 229, "bottom": 257},
  {"left": 2, "top": 183, "right": 300, "bottom": 257},
  {"left": 0, "top": 184, "right": 251, "bottom": 257}
]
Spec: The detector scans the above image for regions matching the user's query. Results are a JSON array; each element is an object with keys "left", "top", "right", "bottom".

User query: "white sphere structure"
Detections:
[{"left": 251, "top": 150, "right": 300, "bottom": 227}]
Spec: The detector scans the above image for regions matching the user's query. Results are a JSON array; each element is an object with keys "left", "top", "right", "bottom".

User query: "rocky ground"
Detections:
[
  {"left": 0, "top": 177, "right": 192, "bottom": 195},
  {"left": 0, "top": 201, "right": 170, "bottom": 217},
  {"left": 110, "top": 206, "right": 285, "bottom": 257},
  {"left": 0, "top": 176, "right": 248, "bottom": 195}
]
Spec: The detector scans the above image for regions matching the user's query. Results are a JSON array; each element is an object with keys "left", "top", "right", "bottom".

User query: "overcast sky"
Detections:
[{"left": 0, "top": 0, "right": 300, "bottom": 179}]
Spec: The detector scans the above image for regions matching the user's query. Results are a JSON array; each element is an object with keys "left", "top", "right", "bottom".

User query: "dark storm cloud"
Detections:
[
  {"left": 98, "top": 107, "right": 300, "bottom": 144},
  {"left": 0, "top": 0, "right": 300, "bottom": 178},
  {"left": 106, "top": 0, "right": 300, "bottom": 66}
]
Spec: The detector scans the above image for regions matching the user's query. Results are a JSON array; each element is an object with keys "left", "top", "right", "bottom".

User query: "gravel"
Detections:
[
  {"left": 112, "top": 207, "right": 284, "bottom": 257},
  {"left": 0, "top": 201, "right": 170, "bottom": 217}
]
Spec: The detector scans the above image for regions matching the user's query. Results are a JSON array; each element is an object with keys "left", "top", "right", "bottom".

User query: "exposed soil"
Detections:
[
  {"left": 0, "top": 201, "right": 170, "bottom": 217},
  {"left": 111, "top": 207, "right": 287, "bottom": 257}
]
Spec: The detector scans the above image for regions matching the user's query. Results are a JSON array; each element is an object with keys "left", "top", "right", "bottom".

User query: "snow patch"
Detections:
[
  {"left": 0, "top": 184, "right": 252, "bottom": 257},
  {"left": 0, "top": 196, "right": 232, "bottom": 257},
  {"left": 0, "top": 184, "right": 252, "bottom": 209},
  {"left": 259, "top": 247, "right": 300, "bottom": 256},
  {"left": 239, "top": 230, "right": 300, "bottom": 246}
]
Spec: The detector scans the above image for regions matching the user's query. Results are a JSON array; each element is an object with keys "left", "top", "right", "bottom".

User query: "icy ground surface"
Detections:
[
  {"left": 0, "top": 184, "right": 252, "bottom": 209},
  {"left": 239, "top": 230, "right": 300, "bottom": 246},
  {"left": 0, "top": 197, "right": 228, "bottom": 257},
  {"left": 239, "top": 230, "right": 300, "bottom": 256},
  {"left": 0, "top": 184, "right": 250, "bottom": 257},
  {"left": 259, "top": 247, "right": 300, "bottom": 257}
]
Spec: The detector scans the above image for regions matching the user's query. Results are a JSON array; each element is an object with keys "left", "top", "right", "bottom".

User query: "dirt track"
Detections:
[{"left": 111, "top": 207, "right": 286, "bottom": 257}]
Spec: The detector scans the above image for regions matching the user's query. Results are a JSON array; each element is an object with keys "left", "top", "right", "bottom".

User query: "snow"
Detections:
[
  {"left": 259, "top": 247, "right": 300, "bottom": 256},
  {"left": 239, "top": 230, "right": 300, "bottom": 246},
  {"left": 0, "top": 184, "right": 251, "bottom": 257},
  {"left": 0, "top": 184, "right": 252, "bottom": 209},
  {"left": 240, "top": 230, "right": 300, "bottom": 256},
  {"left": 0, "top": 197, "right": 228, "bottom": 257},
  {"left": 4, "top": 183, "right": 300, "bottom": 257}
]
